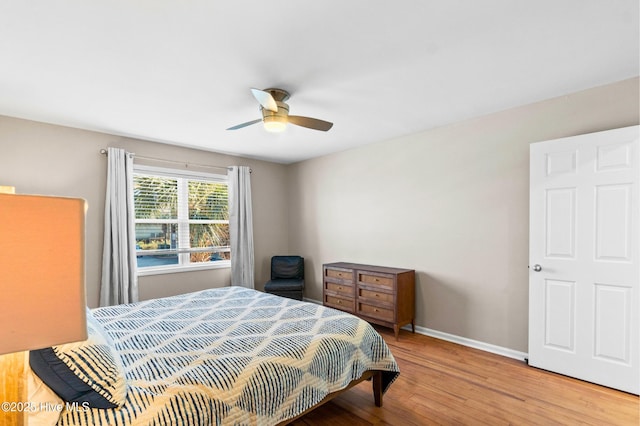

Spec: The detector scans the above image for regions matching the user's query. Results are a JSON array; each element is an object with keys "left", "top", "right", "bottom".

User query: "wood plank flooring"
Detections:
[{"left": 291, "top": 327, "right": 639, "bottom": 425}]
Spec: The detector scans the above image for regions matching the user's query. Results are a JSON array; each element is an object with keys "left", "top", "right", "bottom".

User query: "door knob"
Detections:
[{"left": 532, "top": 264, "right": 542, "bottom": 272}]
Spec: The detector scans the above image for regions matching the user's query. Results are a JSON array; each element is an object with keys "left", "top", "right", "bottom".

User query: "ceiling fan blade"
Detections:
[
  {"left": 250, "top": 88, "right": 278, "bottom": 112},
  {"left": 226, "top": 118, "right": 262, "bottom": 130},
  {"left": 288, "top": 115, "right": 333, "bottom": 131}
]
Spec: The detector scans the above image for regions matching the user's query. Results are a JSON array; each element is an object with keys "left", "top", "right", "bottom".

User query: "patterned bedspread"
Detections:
[{"left": 58, "top": 286, "right": 399, "bottom": 425}]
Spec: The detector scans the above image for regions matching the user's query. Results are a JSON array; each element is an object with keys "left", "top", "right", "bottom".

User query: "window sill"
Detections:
[{"left": 137, "top": 260, "right": 231, "bottom": 277}]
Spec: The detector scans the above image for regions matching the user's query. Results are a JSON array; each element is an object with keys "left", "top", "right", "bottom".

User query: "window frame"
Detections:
[{"left": 133, "top": 164, "right": 231, "bottom": 276}]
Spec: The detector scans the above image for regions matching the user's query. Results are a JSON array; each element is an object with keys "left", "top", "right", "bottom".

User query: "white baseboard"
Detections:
[
  {"left": 404, "top": 324, "right": 528, "bottom": 361},
  {"left": 305, "top": 297, "right": 528, "bottom": 362}
]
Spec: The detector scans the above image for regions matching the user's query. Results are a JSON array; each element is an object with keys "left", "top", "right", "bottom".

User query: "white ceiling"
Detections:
[{"left": 0, "top": 1, "right": 638, "bottom": 164}]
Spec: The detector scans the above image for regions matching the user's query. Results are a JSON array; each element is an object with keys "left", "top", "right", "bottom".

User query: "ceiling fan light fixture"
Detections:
[
  {"left": 227, "top": 88, "right": 333, "bottom": 132},
  {"left": 263, "top": 115, "right": 287, "bottom": 133}
]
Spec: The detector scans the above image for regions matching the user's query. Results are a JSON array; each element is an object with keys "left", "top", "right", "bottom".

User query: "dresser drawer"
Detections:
[
  {"left": 358, "top": 272, "right": 394, "bottom": 289},
  {"left": 324, "top": 294, "right": 353, "bottom": 311},
  {"left": 358, "top": 302, "right": 394, "bottom": 322},
  {"left": 358, "top": 287, "right": 393, "bottom": 304},
  {"left": 325, "top": 281, "right": 354, "bottom": 296},
  {"left": 325, "top": 268, "right": 353, "bottom": 282}
]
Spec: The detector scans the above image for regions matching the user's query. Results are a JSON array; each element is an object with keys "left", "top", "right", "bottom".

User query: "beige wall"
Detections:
[
  {"left": 286, "top": 77, "right": 640, "bottom": 352},
  {"left": 0, "top": 116, "right": 290, "bottom": 307}
]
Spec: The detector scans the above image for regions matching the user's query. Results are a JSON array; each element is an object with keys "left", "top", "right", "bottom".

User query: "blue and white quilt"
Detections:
[{"left": 57, "top": 286, "right": 399, "bottom": 425}]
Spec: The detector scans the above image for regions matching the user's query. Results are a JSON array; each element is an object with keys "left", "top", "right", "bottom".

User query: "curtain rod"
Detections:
[{"left": 99, "top": 149, "right": 251, "bottom": 173}]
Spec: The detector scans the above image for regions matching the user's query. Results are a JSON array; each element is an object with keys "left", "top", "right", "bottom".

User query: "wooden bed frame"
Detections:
[{"left": 278, "top": 370, "right": 383, "bottom": 425}]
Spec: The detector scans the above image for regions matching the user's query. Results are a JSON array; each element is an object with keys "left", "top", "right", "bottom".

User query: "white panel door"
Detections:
[{"left": 529, "top": 125, "right": 639, "bottom": 394}]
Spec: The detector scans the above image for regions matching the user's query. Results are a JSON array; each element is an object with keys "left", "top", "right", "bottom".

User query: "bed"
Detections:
[{"left": 28, "top": 286, "right": 399, "bottom": 425}]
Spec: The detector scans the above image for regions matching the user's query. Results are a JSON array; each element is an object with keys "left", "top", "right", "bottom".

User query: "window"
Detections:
[{"left": 133, "top": 165, "right": 230, "bottom": 274}]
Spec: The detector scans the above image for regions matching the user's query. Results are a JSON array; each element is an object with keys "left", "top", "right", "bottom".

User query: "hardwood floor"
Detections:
[{"left": 291, "top": 327, "right": 639, "bottom": 425}]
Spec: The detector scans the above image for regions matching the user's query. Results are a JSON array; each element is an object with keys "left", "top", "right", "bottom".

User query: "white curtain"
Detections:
[
  {"left": 100, "top": 147, "right": 138, "bottom": 306},
  {"left": 228, "top": 166, "right": 255, "bottom": 289}
]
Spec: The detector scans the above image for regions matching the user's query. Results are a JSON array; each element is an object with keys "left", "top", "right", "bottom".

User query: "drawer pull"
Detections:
[
  {"left": 338, "top": 286, "right": 343, "bottom": 291},
  {"left": 374, "top": 308, "right": 379, "bottom": 312},
  {"left": 337, "top": 300, "right": 342, "bottom": 304},
  {"left": 375, "top": 293, "right": 380, "bottom": 297}
]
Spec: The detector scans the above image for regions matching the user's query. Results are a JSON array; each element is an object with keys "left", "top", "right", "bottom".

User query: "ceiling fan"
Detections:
[{"left": 227, "top": 88, "right": 333, "bottom": 132}]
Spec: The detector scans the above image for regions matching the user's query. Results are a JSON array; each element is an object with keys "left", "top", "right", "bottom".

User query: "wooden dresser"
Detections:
[{"left": 323, "top": 262, "right": 415, "bottom": 340}]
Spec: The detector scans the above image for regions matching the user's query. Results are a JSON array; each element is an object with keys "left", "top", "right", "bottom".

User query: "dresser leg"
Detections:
[
  {"left": 393, "top": 325, "right": 400, "bottom": 340},
  {"left": 411, "top": 319, "right": 415, "bottom": 333}
]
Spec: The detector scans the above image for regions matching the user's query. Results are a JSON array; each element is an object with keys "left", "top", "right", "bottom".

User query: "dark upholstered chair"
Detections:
[{"left": 264, "top": 256, "right": 304, "bottom": 300}]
